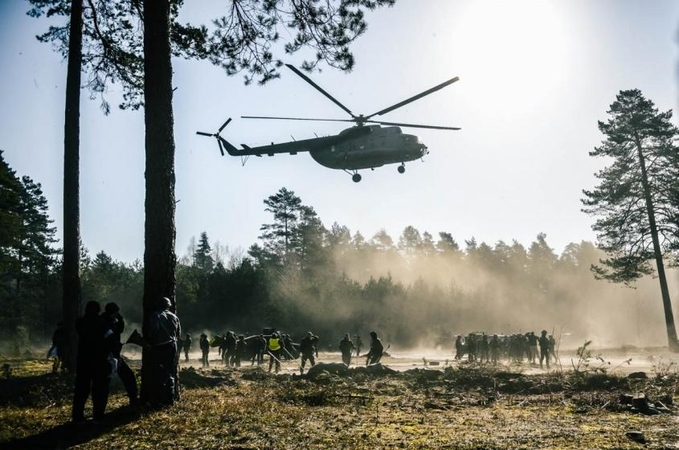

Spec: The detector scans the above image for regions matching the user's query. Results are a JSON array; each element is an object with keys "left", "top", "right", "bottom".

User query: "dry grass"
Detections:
[{"left": 1, "top": 357, "right": 679, "bottom": 449}]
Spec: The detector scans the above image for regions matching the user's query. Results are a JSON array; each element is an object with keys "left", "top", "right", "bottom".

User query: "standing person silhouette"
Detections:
[
  {"left": 102, "top": 302, "right": 139, "bottom": 406},
  {"left": 365, "top": 331, "right": 384, "bottom": 366},
  {"left": 72, "top": 301, "right": 114, "bottom": 423},
  {"left": 147, "top": 297, "right": 181, "bottom": 405}
]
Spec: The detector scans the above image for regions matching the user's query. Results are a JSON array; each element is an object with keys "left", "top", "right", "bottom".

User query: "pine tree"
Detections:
[
  {"left": 259, "top": 187, "right": 303, "bottom": 264},
  {"left": 17, "top": 177, "right": 57, "bottom": 279},
  {"left": 193, "top": 231, "right": 214, "bottom": 271},
  {"left": 398, "top": 226, "right": 423, "bottom": 258},
  {"left": 0, "top": 154, "right": 57, "bottom": 335},
  {"left": 527, "top": 233, "right": 557, "bottom": 294},
  {"left": 296, "top": 204, "right": 327, "bottom": 273},
  {"left": 0, "top": 151, "right": 23, "bottom": 282},
  {"left": 582, "top": 89, "right": 679, "bottom": 351},
  {"left": 436, "top": 232, "right": 461, "bottom": 255}
]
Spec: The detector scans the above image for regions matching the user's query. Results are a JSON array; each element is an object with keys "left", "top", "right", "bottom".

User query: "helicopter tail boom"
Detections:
[{"left": 216, "top": 136, "right": 242, "bottom": 156}]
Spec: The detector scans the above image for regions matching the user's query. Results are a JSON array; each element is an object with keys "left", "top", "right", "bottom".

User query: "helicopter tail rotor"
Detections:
[
  {"left": 196, "top": 117, "right": 233, "bottom": 138},
  {"left": 218, "top": 118, "right": 232, "bottom": 133},
  {"left": 196, "top": 118, "right": 234, "bottom": 157}
]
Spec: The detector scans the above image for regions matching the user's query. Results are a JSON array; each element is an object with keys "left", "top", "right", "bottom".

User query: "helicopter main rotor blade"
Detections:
[
  {"left": 368, "top": 119, "right": 461, "bottom": 131},
  {"left": 242, "top": 115, "right": 355, "bottom": 123},
  {"left": 285, "top": 64, "right": 355, "bottom": 118},
  {"left": 196, "top": 131, "right": 214, "bottom": 136},
  {"left": 366, "top": 76, "right": 460, "bottom": 119}
]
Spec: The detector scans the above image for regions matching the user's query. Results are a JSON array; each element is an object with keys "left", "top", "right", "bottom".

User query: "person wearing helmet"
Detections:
[
  {"left": 183, "top": 333, "right": 192, "bottom": 362},
  {"left": 267, "top": 332, "right": 283, "bottom": 373},
  {"left": 72, "top": 301, "right": 113, "bottom": 423},
  {"left": 251, "top": 334, "right": 266, "bottom": 366},
  {"left": 199, "top": 333, "right": 210, "bottom": 367},
  {"left": 299, "top": 331, "right": 319, "bottom": 373},
  {"left": 102, "top": 302, "right": 138, "bottom": 406},
  {"left": 339, "top": 333, "right": 355, "bottom": 366},
  {"left": 147, "top": 297, "right": 181, "bottom": 405},
  {"left": 366, "top": 331, "right": 384, "bottom": 366},
  {"left": 49, "top": 322, "right": 67, "bottom": 374},
  {"left": 539, "top": 330, "right": 551, "bottom": 369}
]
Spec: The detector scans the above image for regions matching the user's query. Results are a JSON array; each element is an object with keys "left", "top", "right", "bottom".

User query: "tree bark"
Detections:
[
  {"left": 634, "top": 135, "right": 679, "bottom": 351},
  {"left": 62, "top": 0, "right": 84, "bottom": 372},
  {"left": 140, "top": 0, "right": 177, "bottom": 402}
]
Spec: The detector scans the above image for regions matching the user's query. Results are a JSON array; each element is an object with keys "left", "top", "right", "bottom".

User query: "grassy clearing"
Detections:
[{"left": 1, "top": 357, "right": 678, "bottom": 449}]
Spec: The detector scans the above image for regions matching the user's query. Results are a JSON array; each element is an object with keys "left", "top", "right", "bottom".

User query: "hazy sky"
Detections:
[{"left": 1, "top": 0, "right": 678, "bottom": 263}]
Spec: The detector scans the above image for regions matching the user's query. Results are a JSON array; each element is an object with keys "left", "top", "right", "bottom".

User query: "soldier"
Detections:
[
  {"left": 177, "top": 334, "right": 184, "bottom": 362},
  {"left": 267, "top": 332, "right": 283, "bottom": 373},
  {"left": 234, "top": 335, "right": 247, "bottom": 367},
  {"left": 454, "top": 335, "right": 464, "bottom": 360},
  {"left": 224, "top": 331, "right": 236, "bottom": 366},
  {"left": 146, "top": 297, "right": 181, "bottom": 405},
  {"left": 217, "top": 334, "right": 227, "bottom": 361},
  {"left": 479, "top": 334, "right": 490, "bottom": 363},
  {"left": 199, "top": 333, "right": 210, "bottom": 367},
  {"left": 183, "top": 333, "right": 192, "bottom": 362},
  {"left": 539, "top": 330, "right": 550, "bottom": 369},
  {"left": 49, "top": 322, "right": 67, "bottom": 374},
  {"left": 72, "top": 301, "right": 114, "bottom": 423},
  {"left": 339, "top": 333, "right": 355, "bottom": 366},
  {"left": 366, "top": 331, "right": 384, "bottom": 366},
  {"left": 354, "top": 335, "right": 363, "bottom": 357},
  {"left": 549, "top": 334, "right": 558, "bottom": 363},
  {"left": 527, "top": 332, "right": 539, "bottom": 365},
  {"left": 300, "top": 332, "right": 319, "bottom": 373},
  {"left": 467, "top": 334, "right": 477, "bottom": 362},
  {"left": 251, "top": 334, "right": 266, "bottom": 366},
  {"left": 490, "top": 334, "right": 500, "bottom": 365},
  {"left": 514, "top": 334, "right": 526, "bottom": 363},
  {"left": 102, "top": 302, "right": 139, "bottom": 406}
]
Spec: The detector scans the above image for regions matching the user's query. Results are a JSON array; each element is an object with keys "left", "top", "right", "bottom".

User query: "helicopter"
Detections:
[{"left": 197, "top": 64, "right": 460, "bottom": 182}]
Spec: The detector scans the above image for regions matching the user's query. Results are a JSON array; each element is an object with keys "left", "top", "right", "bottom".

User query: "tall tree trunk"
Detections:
[
  {"left": 635, "top": 135, "right": 679, "bottom": 351},
  {"left": 140, "top": 0, "right": 177, "bottom": 402},
  {"left": 62, "top": 0, "right": 84, "bottom": 372}
]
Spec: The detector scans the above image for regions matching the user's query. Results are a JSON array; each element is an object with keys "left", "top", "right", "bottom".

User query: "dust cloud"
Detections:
[{"left": 268, "top": 235, "right": 679, "bottom": 351}]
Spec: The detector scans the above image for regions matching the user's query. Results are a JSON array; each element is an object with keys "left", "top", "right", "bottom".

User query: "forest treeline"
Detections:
[{"left": 2, "top": 146, "right": 671, "bottom": 349}]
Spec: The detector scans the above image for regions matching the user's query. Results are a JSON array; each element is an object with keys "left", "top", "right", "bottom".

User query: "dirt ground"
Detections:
[{"left": 1, "top": 348, "right": 679, "bottom": 449}]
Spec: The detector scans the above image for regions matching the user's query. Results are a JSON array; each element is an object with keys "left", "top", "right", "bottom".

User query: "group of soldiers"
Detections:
[
  {"left": 454, "top": 330, "right": 557, "bottom": 368},
  {"left": 182, "top": 330, "right": 279, "bottom": 370},
  {"left": 53, "top": 302, "right": 565, "bottom": 425},
  {"left": 189, "top": 329, "right": 382, "bottom": 373}
]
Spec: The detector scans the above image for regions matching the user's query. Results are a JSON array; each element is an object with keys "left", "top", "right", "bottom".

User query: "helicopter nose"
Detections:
[{"left": 419, "top": 143, "right": 429, "bottom": 156}]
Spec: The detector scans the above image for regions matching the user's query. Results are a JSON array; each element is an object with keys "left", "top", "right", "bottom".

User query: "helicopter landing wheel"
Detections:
[
  {"left": 398, "top": 164, "right": 406, "bottom": 174},
  {"left": 352, "top": 173, "right": 362, "bottom": 183}
]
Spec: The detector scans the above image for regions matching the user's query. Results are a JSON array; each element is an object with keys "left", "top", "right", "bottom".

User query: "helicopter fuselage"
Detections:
[{"left": 310, "top": 125, "right": 427, "bottom": 170}]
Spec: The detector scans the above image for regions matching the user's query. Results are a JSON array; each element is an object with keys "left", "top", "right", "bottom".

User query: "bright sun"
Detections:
[{"left": 450, "top": 0, "right": 573, "bottom": 113}]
